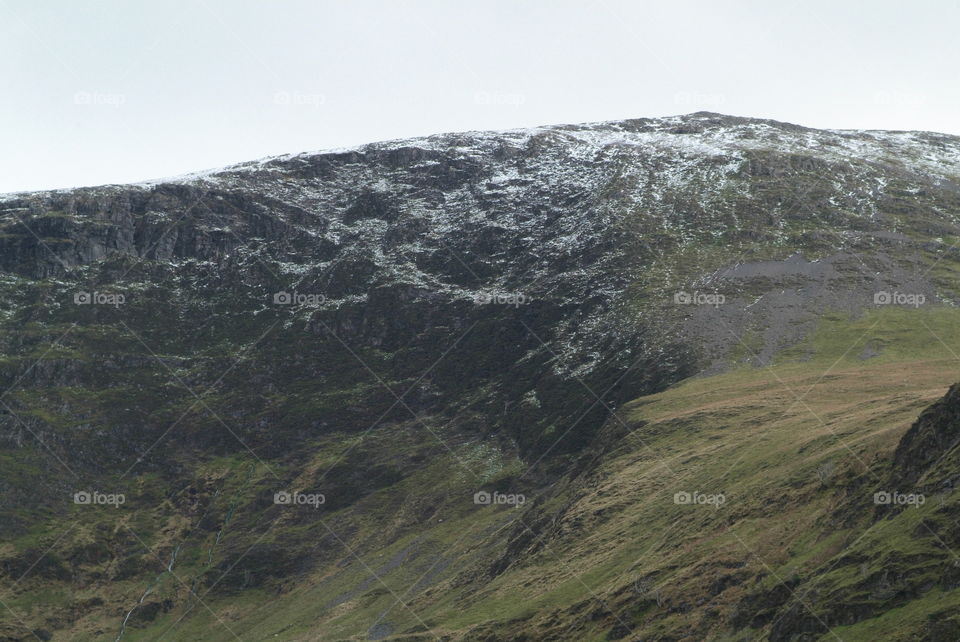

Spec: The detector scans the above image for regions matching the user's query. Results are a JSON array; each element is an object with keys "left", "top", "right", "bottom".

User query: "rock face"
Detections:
[
  {"left": 894, "top": 383, "right": 960, "bottom": 487},
  {"left": 2, "top": 113, "right": 958, "bottom": 458},
  {"left": 1, "top": 112, "right": 960, "bottom": 640}
]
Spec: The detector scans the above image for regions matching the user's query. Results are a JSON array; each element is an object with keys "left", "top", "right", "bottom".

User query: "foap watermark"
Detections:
[
  {"left": 473, "top": 292, "right": 531, "bottom": 307},
  {"left": 73, "top": 91, "right": 126, "bottom": 107},
  {"left": 74, "top": 490, "right": 125, "bottom": 508},
  {"left": 874, "top": 291, "right": 925, "bottom": 308},
  {"left": 474, "top": 490, "right": 526, "bottom": 507},
  {"left": 673, "top": 91, "right": 726, "bottom": 108},
  {"left": 873, "top": 91, "right": 927, "bottom": 108},
  {"left": 474, "top": 91, "right": 526, "bottom": 107},
  {"left": 273, "top": 291, "right": 325, "bottom": 307},
  {"left": 674, "top": 490, "right": 725, "bottom": 508},
  {"left": 273, "top": 91, "right": 325, "bottom": 107},
  {"left": 673, "top": 291, "right": 725, "bottom": 307},
  {"left": 874, "top": 490, "right": 925, "bottom": 507},
  {"left": 74, "top": 291, "right": 125, "bottom": 307},
  {"left": 274, "top": 490, "right": 325, "bottom": 509}
]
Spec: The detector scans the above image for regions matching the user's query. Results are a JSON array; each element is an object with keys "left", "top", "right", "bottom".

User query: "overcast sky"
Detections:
[{"left": 2, "top": 0, "right": 958, "bottom": 193}]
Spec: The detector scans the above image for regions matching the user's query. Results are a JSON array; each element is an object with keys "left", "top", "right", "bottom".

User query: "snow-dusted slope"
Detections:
[
  {"left": 2, "top": 113, "right": 959, "bottom": 379},
  {"left": 2, "top": 112, "right": 960, "bottom": 641}
]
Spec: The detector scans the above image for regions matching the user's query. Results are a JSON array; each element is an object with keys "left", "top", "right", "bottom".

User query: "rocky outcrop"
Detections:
[{"left": 893, "top": 383, "right": 960, "bottom": 487}]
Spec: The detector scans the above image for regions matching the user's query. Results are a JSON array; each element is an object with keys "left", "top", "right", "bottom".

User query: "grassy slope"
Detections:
[
  {"left": 404, "top": 307, "right": 960, "bottom": 641},
  {"left": 19, "top": 306, "right": 951, "bottom": 641}
]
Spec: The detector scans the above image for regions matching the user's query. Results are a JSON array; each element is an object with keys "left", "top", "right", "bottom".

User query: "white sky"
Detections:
[{"left": 2, "top": 0, "right": 958, "bottom": 193}]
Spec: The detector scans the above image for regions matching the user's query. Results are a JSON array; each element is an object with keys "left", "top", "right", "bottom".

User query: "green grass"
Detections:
[
  {"left": 826, "top": 588, "right": 959, "bottom": 641},
  {"left": 3, "top": 306, "right": 960, "bottom": 640}
]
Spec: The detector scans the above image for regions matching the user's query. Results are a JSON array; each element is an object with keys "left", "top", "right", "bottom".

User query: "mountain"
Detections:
[{"left": 0, "top": 112, "right": 959, "bottom": 641}]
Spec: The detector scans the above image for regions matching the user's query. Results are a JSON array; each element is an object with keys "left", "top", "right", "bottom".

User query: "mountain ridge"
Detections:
[
  {"left": 5, "top": 111, "right": 959, "bottom": 199},
  {"left": 0, "top": 111, "right": 959, "bottom": 640}
]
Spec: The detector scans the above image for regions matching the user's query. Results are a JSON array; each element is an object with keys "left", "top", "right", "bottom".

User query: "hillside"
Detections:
[{"left": 0, "top": 112, "right": 959, "bottom": 640}]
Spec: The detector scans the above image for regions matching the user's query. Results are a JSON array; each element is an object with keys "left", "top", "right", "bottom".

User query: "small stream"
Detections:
[{"left": 114, "top": 462, "right": 257, "bottom": 640}]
